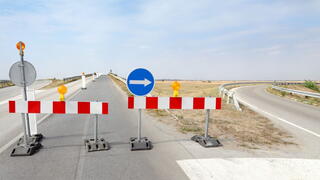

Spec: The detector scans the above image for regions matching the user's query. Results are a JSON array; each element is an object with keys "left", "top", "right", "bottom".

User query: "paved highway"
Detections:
[
  {"left": 0, "top": 80, "right": 51, "bottom": 102},
  {"left": 0, "top": 78, "right": 319, "bottom": 180},
  {"left": 235, "top": 85, "right": 320, "bottom": 157},
  {"left": 0, "top": 78, "right": 91, "bottom": 153}
]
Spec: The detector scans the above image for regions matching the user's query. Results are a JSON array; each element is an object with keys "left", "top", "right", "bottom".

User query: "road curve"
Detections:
[{"left": 234, "top": 85, "right": 320, "bottom": 157}]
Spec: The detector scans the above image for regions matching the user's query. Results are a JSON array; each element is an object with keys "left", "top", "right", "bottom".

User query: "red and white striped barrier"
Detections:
[
  {"left": 128, "top": 97, "right": 221, "bottom": 109},
  {"left": 9, "top": 101, "right": 109, "bottom": 114}
]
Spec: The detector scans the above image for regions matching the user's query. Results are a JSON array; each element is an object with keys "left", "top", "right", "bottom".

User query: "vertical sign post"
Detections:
[
  {"left": 127, "top": 68, "right": 155, "bottom": 151},
  {"left": 9, "top": 41, "right": 42, "bottom": 156}
]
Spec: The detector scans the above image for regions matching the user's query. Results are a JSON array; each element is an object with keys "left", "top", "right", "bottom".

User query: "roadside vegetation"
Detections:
[
  {"left": 268, "top": 80, "right": 320, "bottom": 107},
  {"left": 110, "top": 76, "right": 296, "bottom": 150},
  {"left": 0, "top": 81, "right": 14, "bottom": 89},
  {"left": 304, "top": 80, "right": 319, "bottom": 92},
  {"left": 40, "top": 78, "right": 79, "bottom": 90}
]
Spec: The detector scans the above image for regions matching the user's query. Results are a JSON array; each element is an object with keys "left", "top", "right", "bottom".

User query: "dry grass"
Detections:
[
  {"left": 267, "top": 87, "right": 320, "bottom": 107},
  {"left": 280, "top": 84, "right": 319, "bottom": 93},
  {"left": 0, "top": 81, "right": 14, "bottom": 88},
  {"left": 108, "top": 75, "right": 133, "bottom": 96},
  {"left": 151, "top": 81, "right": 295, "bottom": 149},
  {"left": 110, "top": 78, "right": 296, "bottom": 149}
]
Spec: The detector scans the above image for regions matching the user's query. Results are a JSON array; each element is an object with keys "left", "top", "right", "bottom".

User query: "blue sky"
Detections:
[{"left": 0, "top": 0, "right": 319, "bottom": 80}]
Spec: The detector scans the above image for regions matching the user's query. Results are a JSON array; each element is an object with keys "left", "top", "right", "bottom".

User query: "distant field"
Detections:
[{"left": 109, "top": 75, "right": 295, "bottom": 150}]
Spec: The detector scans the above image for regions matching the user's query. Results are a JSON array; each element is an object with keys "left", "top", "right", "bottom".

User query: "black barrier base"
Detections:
[
  {"left": 84, "top": 138, "right": 110, "bottom": 152},
  {"left": 191, "top": 135, "right": 222, "bottom": 148},
  {"left": 81, "top": 88, "right": 87, "bottom": 90},
  {"left": 130, "top": 137, "right": 152, "bottom": 151},
  {"left": 17, "top": 133, "right": 44, "bottom": 145},
  {"left": 32, "top": 133, "right": 44, "bottom": 142},
  {"left": 11, "top": 142, "right": 42, "bottom": 156}
]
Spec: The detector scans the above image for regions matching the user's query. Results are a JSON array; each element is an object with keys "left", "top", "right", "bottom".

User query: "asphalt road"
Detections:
[
  {"left": 235, "top": 85, "right": 320, "bottom": 157},
  {"left": 0, "top": 76, "right": 193, "bottom": 180},
  {"left": 1, "top": 79, "right": 319, "bottom": 180},
  {"left": 0, "top": 80, "right": 50, "bottom": 102},
  {"left": 0, "top": 78, "right": 91, "bottom": 153}
]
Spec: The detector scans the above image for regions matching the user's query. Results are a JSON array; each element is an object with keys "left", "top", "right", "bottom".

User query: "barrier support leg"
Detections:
[
  {"left": 84, "top": 114, "right": 110, "bottom": 152},
  {"left": 191, "top": 109, "right": 222, "bottom": 148},
  {"left": 130, "top": 109, "right": 152, "bottom": 151}
]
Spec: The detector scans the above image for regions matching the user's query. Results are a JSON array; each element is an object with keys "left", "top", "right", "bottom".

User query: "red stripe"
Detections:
[
  {"left": 9, "top": 101, "right": 16, "bottom": 113},
  {"left": 128, "top": 96, "right": 134, "bottom": 109},
  {"left": 216, "top": 98, "right": 222, "bottom": 109},
  {"left": 170, "top": 97, "right": 182, "bottom": 109},
  {"left": 146, "top": 97, "right": 158, "bottom": 109},
  {"left": 53, "top": 101, "right": 66, "bottom": 114},
  {"left": 102, "top": 102, "right": 108, "bottom": 114},
  {"left": 28, "top": 101, "right": 40, "bottom": 113},
  {"left": 193, "top": 97, "right": 205, "bottom": 109},
  {"left": 78, "top": 102, "right": 90, "bottom": 114}
]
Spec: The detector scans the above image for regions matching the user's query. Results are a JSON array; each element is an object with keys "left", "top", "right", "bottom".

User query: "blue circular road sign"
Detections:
[{"left": 127, "top": 68, "right": 155, "bottom": 96}]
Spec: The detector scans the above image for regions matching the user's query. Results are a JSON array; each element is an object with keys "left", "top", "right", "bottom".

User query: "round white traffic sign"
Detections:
[{"left": 9, "top": 61, "right": 37, "bottom": 87}]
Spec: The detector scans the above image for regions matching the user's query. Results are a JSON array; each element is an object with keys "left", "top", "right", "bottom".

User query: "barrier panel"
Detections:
[
  {"left": 128, "top": 97, "right": 222, "bottom": 149},
  {"left": 8, "top": 100, "right": 109, "bottom": 156}
]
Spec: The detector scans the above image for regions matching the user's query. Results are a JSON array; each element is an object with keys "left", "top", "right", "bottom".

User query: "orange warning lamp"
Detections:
[
  {"left": 57, "top": 85, "right": 68, "bottom": 101},
  {"left": 16, "top": 41, "right": 25, "bottom": 51},
  {"left": 171, "top": 81, "right": 180, "bottom": 97}
]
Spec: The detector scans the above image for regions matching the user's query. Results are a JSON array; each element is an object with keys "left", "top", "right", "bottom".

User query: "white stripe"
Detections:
[
  {"left": 205, "top": 97, "right": 216, "bottom": 109},
  {"left": 237, "top": 97, "right": 320, "bottom": 138},
  {"left": 158, "top": 97, "right": 169, "bottom": 109},
  {"left": 66, "top": 101, "right": 78, "bottom": 114},
  {"left": 135, "top": 96, "right": 146, "bottom": 109},
  {"left": 15, "top": 100, "right": 27, "bottom": 113},
  {"left": 182, "top": 97, "right": 193, "bottom": 109},
  {"left": 90, "top": 102, "right": 102, "bottom": 114},
  {"left": 41, "top": 101, "right": 53, "bottom": 114}
]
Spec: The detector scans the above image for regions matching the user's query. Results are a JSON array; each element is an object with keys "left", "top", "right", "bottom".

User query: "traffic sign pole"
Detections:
[
  {"left": 19, "top": 42, "right": 30, "bottom": 145},
  {"left": 138, "top": 109, "right": 142, "bottom": 141},
  {"left": 127, "top": 68, "right": 154, "bottom": 151},
  {"left": 10, "top": 42, "right": 42, "bottom": 156}
]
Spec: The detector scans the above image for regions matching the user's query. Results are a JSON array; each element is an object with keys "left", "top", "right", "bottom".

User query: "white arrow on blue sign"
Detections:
[{"left": 127, "top": 68, "right": 155, "bottom": 96}]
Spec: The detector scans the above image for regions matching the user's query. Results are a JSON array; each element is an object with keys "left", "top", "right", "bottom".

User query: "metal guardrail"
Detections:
[
  {"left": 63, "top": 74, "right": 93, "bottom": 82},
  {"left": 109, "top": 73, "right": 126, "bottom": 84},
  {"left": 272, "top": 86, "right": 320, "bottom": 99},
  {"left": 219, "top": 82, "right": 274, "bottom": 111},
  {"left": 0, "top": 80, "right": 11, "bottom": 83},
  {"left": 219, "top": 81, "right": 320, "bottom": 111}
]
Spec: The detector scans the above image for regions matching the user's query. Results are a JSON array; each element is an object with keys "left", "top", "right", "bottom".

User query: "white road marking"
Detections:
[
  {"left": 237, "top": 96, "right": 320, "bottom": 138},
  {"left": 177, "top": 158, "right": 320, "bottom": 180},
  {"left": 0, "top": 89, "right": 81, "bottom": 155},
  {"left": 0, "top": 90, "right": 45, "bottom": 105}
]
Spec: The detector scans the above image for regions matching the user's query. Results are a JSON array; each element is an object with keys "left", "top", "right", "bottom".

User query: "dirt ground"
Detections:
[{"left": 110, "top": 75, "right": 296, "bottom": 150}]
